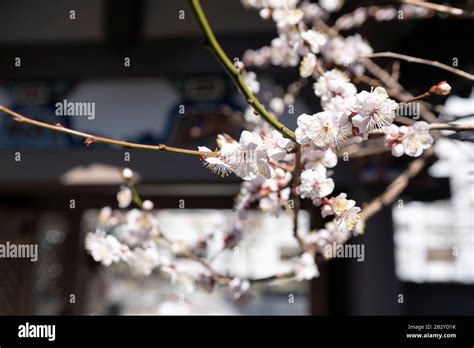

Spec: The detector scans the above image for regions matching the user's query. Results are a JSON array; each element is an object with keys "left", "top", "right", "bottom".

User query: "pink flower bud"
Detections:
[{"left": 430, "top": 81, "right": 451, "bottom": 96}]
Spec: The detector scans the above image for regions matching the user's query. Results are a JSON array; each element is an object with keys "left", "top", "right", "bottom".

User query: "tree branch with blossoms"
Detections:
[
  {"left": 189, "top": 0, "right": 296, "bottom": 141},
  {"left": 2, "top": 0, "right": 473, "bottom": 305}
]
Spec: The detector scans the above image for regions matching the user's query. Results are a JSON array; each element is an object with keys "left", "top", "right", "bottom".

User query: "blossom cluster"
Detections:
[
  {"left": 383, "top": 121, "right": 434, "bottom": 157},
  {"left": 85, "top": 172, "right": 322, "bottom": 301},
  {"left": 83, "top": 0, "right": 452, "bottom": 303}
]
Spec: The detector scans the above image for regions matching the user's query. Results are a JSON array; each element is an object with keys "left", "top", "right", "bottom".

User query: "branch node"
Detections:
[{"left": 84, "top": 137, "right": 96, "bottom": 146}]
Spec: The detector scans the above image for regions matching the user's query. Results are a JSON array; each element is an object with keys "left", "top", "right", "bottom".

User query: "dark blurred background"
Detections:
[{"left": 0, "top": 0, "right": 472, "bottom": 315}]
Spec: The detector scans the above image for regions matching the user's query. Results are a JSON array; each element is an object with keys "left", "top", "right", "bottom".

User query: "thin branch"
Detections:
[
  {"left": 394, "top": 115, "right": 416, "bottom": 126},
  {"left": 363, "top": 52, "right": 474, "bottom": 81},
  {"left": 289, "top": 150, "right": 307, "bottom": 252},
  {"left": 353, "top": 74, "right": 383, "bottom": 88},
  {"left": 369, "top": 122, "right": 474, "bottom": 135},
  {"left": 338, "top": 140, "right": 388, "bottom": 158},
  {"left": 391, "top": 61, "right": 401, "bottom": 83},
  {"left": 360, "top": 148, "right": 434, "bottom": 221},
  {"left": 189, "top": 0, "right": 296, "bottom": 142},
  {"left": 400, "top": 0, "right": 472, "bottom": 17},
  {"left": 423, "top": 123, "right": 474, "bottom": 131},
  {"left": 0, "top": 105, "right": 218, "bottom": 158}
]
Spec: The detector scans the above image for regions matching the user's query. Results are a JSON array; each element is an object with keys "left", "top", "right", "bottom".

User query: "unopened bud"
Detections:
[
  {"left": 122, "top": 168, "right": 134, "bottom": 181},
  {"left": 142, "top": 200, "right": 154, "bottom": 211},
  {"left": 259, "top": 8, "right": 272, "bottom": 20},
  {"left": 430, "top": 81, "right": 451, "bottom": 96},
  {"left": 234, "top": 60, "right": 245, "bottom": 72}
]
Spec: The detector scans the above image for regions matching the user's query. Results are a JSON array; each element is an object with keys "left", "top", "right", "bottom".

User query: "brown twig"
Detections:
[
  {"left": 364, "top": 52, "right": 474, "bottom": 81},
  {"left": 360, "top": 148, "right": 434, "bottom": 221},
  {"left": 391, "top": 61, "right": 401, "bottom": 83},
  {"left": 369, "top": 122, "right": 474, "bottom": 135},
  {"left": 400, "top": 0, "right": 473, "bottom": 18},
  {"left": 289, "top": 149, "right": 307, "bottom": 253},
  {"left": 0, "top": 105, "right": 219, "bottom": 158}
]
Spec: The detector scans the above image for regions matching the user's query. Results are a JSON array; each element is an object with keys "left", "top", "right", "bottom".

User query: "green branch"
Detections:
[{"left": 189, "top": 0, "right": 296, "bottom": 142}]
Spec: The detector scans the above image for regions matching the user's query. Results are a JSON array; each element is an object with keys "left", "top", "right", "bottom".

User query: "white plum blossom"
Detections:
[
  {"left": 351, "top": 87, "right": 398, "bottom": 139},
  {"left": 199, "top": 146, "right": 233, "bottom": 178},
  {"left": 334, "top": 8, "right": 368, "bottom": 31},
  {"left": 384, "top": 124, "right": 409, "bottom": 157},
  {"left": 122, "top": 168, "right": 134, "bottom": 181},
  {"left": 128, "top": 246, "right": 161, "bottom": 276},
  {"left": 142, "top": 200, "right": 154, "bottom": 211},
  {"left": 243, "top": 71, "right": 260, "bottom": 94},
  {"left": 272, "top": 8, "right": 304, "bottom": 28},
  {"left": 258, "top": 167, "right": 292, "bottom": 213},
  {"left": 295, "top": 111, "right": 352, "bottom": 149},
  {"left": 114, "top": 209, "right": 160, "bottom": 246},
  {"left": 373, "top": 7, "right": 397, "bottom": 21},
  {"left": 322, "top": 95, "right": 356, "bottom": 115},
  {"left": 202, "top": 130, "right": 294, "bottom": 180},
  {"left": 242, "top": 0, "right": 299, "bottom": 11},
  {"left": 117, "top": 186, "right": 132, "bottom": 208},
  {"left": 298, "top": 166, "right": 335, "bottom": 204},
  {"left": 269, "top": 97, "right": 285, "bottom": 115},
  {"left": 209, "top": 131, "right": 270, "bottom": 180},
  {"left": 270, "top": 35, "right": 300, "bottom": 67},
  {"left": 313, "top": 69, "right": 357, "bottom": 103},
  {"left": 264, "top": 129, "right": 294, "bottom": 160},
  {"left": 321, "top": 193, "right": 357, "bottom": 218},
  {"left": 383, "top": 122, "right": 433, "bottom": 157},
  {"left": 228, "top": 278, "right": 252, "bottom": 303},
  {"left": 244, "top": 106, "right": 261, "bottom": 125},
  {"left": 319, "top": 0, "right": 344, "bottom": 13},
  {"left": 234, "top": 166, "right": 292, "bottom": 214},
  {"left": 302, "top": 145, "right": 338, "bottom": 169},
  {"left": 322, "top": 34, "right": 372, "bottom": 71},
  {"left": 98, "top": 206, "right": 113, "bottom": 225},
  {"left": 335, "top": 205, "right": 362, "bottom": 234},
  {"left": 301, "top": 29, "right": 327, "bottom": 54},
  {"left": 321, "top": 193, "right": 362, "bottom": 234},
  {"left": 221, "top": 131, "right": 272, "bottom": 180},
  {"left": 85, "top": 230, "right": 123, "bottom": 266},
  {"left": 345, "top": 34, "right": 373, "bottom": 57},
  {"left": 294, "top": 252, "right": 319, "bottom": 280},
  {"left": 300, "top": 2, "right": 327, "bottom": 21},
  {"left": 400, "top": 4, "right": 431, "bottom": 18},
  {"left": 243, "top": 46, "right": 271, "bottom": 67},
  {"left": 259, "top": 8, "right": 272, "bottom": 20},
  {"left": 299, "top": 53, "right": 317, "bottom": 78}
]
